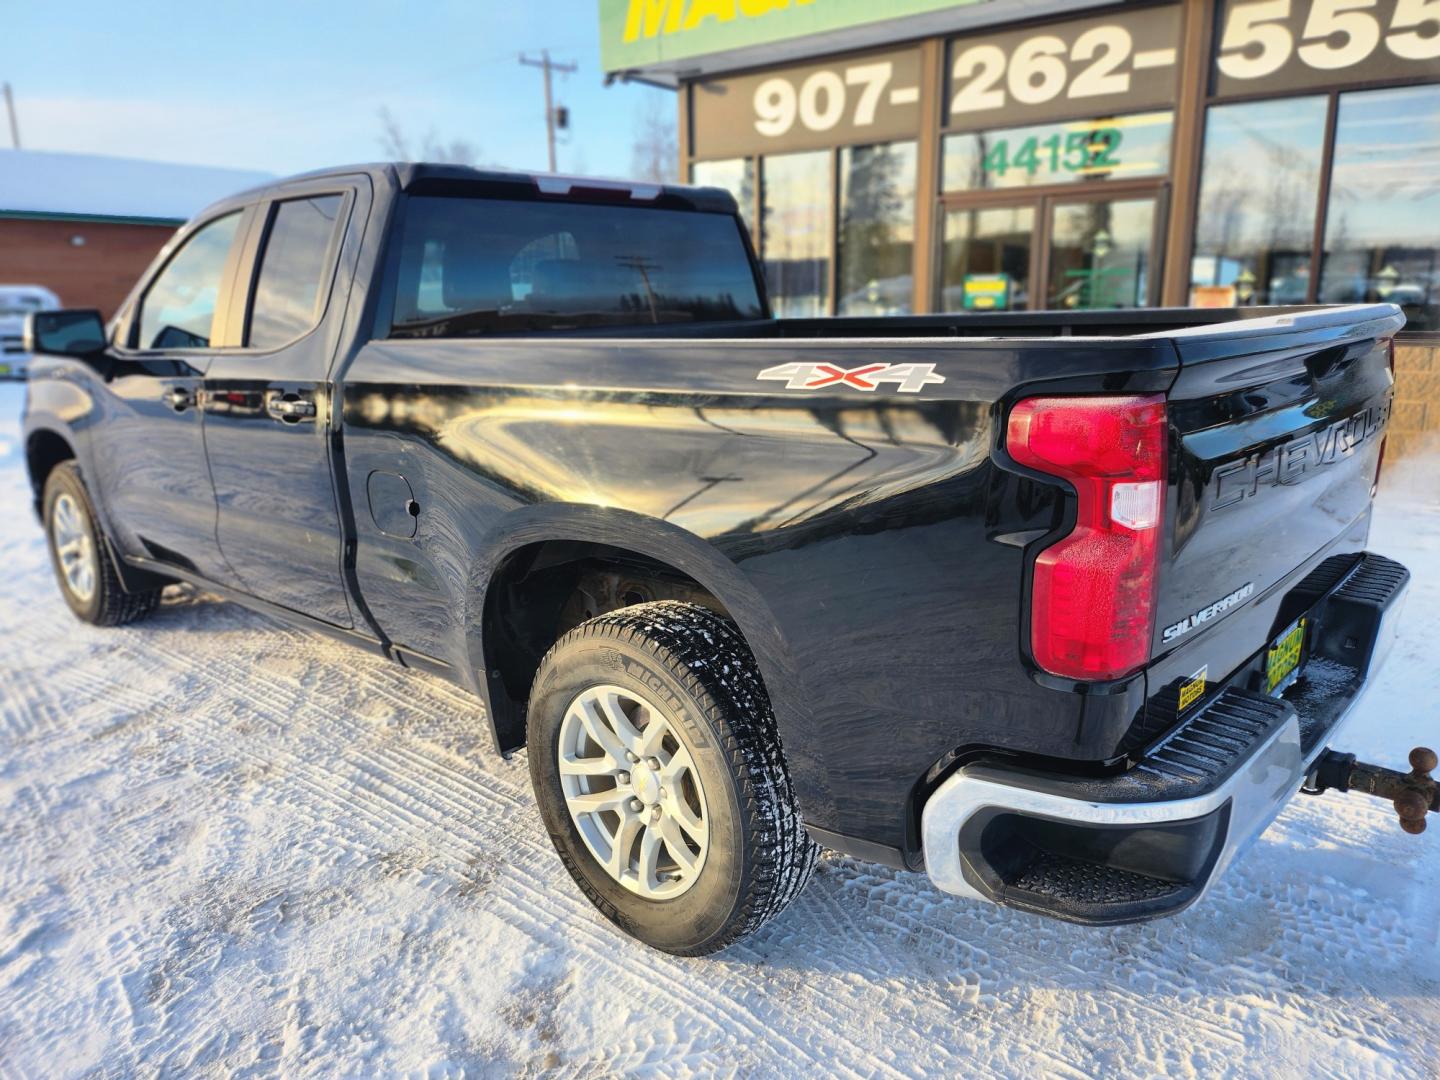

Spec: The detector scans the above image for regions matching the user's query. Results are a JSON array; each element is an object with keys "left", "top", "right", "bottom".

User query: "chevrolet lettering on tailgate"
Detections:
[{"left": 1211, "top": 400, "right": 1391, "bottom": 513}]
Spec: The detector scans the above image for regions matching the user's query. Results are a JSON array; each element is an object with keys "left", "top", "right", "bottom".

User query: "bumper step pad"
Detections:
[
  {"left": 1009, "top": 851, "right": 1186, "bottom": 907},
  {"left": 1138, "top": 690, "right": 1293, "bottom": 791},
  {"left": 992, "top": 687, "right": 1295, "bottom": 807}
]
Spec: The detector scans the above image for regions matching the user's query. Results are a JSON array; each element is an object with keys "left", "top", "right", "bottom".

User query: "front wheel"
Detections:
[
  {"left": 527, "top": 601, "right": 817, "bottom": 955},
  {"left": 43, "top": 462, "right": 160, "bottom": 626}
]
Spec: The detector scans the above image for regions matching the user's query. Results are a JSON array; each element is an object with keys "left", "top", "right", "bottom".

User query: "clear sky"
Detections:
[{"left": 0, "top": 0, "right": 673, "bottom": 179}]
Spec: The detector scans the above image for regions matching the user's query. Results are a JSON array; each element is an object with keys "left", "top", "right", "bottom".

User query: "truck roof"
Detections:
[{"left": 199, "top": 161, "right": 740, "bottom": 222}]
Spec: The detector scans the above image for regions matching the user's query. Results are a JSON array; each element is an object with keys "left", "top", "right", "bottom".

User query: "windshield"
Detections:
[{"left": 389, "top": 195, "right": 764, "bottom": 337}]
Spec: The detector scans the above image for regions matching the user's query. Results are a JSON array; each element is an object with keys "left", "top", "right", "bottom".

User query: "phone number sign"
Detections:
[
  {"left": 945, "top": 5, "right": 1182, "bottom": 131},
  {"left": 691, "top": 46, "right": 923, "bottom": 159},
  {"left": 1213, "top": 0, "right": 1440, "bottom": 97}
]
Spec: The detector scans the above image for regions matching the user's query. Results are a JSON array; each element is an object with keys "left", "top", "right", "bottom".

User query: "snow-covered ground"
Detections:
[{"left": 0, "top": 380, "right": 1436, "bottom": 1078}]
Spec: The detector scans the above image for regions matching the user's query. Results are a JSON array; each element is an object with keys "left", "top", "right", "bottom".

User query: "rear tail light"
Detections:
[{"left": 1006, "top": 394, "right": 1168, "bottom": 681}]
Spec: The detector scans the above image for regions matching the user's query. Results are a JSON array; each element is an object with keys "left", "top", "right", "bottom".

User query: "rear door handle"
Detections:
[
  {"left": 162, "top": 387, "right": 193, "bottom": 411},
  {"left": 266, "top": 395, "right": 317, "bottom": 422}
]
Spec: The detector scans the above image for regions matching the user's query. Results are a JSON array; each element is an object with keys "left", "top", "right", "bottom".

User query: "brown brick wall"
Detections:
[
  {"left": 0, "top": 217, "right": 177, "bottom": 319},
  {"left": 1388, "top": 343, "right": 1440, "bottom": 471}
]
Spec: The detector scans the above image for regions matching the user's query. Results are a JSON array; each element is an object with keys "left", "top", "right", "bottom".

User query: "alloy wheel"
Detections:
[
  {"left": 51, "top": 492, "right": 97, "bottom": 604},
  {"left": 557, "top": 684, "right": 710, "bottom": 899}
]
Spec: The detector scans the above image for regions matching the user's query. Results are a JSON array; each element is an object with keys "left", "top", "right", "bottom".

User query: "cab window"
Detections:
[
  {"left": 389, "top": 196, "right": 764, "bottom": 336},
  {"left": 247, "top": 195, "right": 345, "bottom": 349},
  {"left": 135, "top": 212, "right": 242, "bottom": 350}
]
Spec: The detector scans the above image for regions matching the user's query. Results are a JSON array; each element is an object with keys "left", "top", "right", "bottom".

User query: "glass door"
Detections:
[
  {"left": 1046, "top": 195, "right": 1160, "bottom": 310},
  {"left": 938, "top": 204, "right": 1036, "bottom": 312},
  {"left": 936, "top": 185, "right": 1165, "bottom": 312}
]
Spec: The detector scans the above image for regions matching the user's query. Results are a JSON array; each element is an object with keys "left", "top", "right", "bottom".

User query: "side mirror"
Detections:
[{"left": 24, "top": 309, "right": 107, "bottom": 357}]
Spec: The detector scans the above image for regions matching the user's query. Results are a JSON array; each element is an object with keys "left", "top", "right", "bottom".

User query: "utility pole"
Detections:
[
  {"left": 2, "top": 83, "right": 20, "bottom": 150},
  {"left": 518, "top": 51, "right": 576, "bottom": 173}
]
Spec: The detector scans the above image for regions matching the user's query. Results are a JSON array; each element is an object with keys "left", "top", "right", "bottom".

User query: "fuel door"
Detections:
[{"left": 366, "top": 470, "right": 419, "bottom": 539}]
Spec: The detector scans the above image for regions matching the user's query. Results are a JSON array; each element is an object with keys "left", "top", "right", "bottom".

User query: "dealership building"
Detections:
[
  {"left": 600, "top": 0, "right": 1440, "bottom": 340},
  {"left": 0, "top": 149, "right": 271, "bottom": 318}
]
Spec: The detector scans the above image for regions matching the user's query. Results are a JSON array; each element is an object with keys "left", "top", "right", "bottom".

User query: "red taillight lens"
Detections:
[{"left": 1007, "top": 394, "right": 1167, "bottom": 681}]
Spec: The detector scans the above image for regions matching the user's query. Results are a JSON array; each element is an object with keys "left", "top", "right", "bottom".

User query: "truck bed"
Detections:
[{"left": 455, "top": 305, "right": 1348, "bottom": 342}]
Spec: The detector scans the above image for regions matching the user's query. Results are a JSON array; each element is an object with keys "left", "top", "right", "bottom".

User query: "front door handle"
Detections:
[
  {"left": 266, "top": 395, "right": 317, "bottom": 422},
  {"left": 162, "top": 387, "right": 193, "bottom": 411}
]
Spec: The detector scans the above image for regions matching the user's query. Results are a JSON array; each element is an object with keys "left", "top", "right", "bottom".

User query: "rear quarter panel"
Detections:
[{"left": 340, "top": 335, "right": 1178, "bottom": 852}]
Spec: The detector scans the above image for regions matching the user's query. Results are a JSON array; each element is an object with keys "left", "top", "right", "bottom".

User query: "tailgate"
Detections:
[{"left": 1153, "top": 305, "right": 1404, "bottom": 658}]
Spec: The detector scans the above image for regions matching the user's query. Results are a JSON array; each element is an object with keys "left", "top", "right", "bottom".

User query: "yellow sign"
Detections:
[
  {"left": 1178, "top": 666, "right": 1208, "bottom": 713},
  {"left": 1266, "top": 618, "right": 1306, "bottom": 694},
  {"left": 625, "top": 0, "right": 813, "bottom": 43},
  {"left": 601, "top": 0, "right": 989, "bottom": 72}
]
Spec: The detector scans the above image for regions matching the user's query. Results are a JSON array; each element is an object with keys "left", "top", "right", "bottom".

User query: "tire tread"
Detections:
[{"left": 534, "top": 601, "right": 818, "bottom": 955}]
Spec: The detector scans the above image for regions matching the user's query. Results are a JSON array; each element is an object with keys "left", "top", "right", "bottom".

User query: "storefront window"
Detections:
[
  {"left": 1320, "top": 85, "right": 1440, "bottom": 332},
  {"left": 692, "top": 158, "right": 756, "bottom": 235},
  {"left": 939, "top": 206, "right": 1034, "bottom": 312},
  {"left": 761, "top": 151, "right": 831, "bottom": 317},
  {"left": 836, "top": 141, "right": 916, "bottom": 316},
  {"left": 942, "top": 112, "right": 1173, "bottom": 192},
  {"left": 1048, "top": 198, "right": 1155, "bottom": 309},
  {"left": 1190, "top": 97, "right": 1328, "bottom": 306}
]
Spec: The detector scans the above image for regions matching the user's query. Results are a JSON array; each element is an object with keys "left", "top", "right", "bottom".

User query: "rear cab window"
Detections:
[
  {"left": 247, "top": 194, "right": 346, "bottom": 349},
  {"left": 388, "top": 195, "right": 764, "bottom": 337}
]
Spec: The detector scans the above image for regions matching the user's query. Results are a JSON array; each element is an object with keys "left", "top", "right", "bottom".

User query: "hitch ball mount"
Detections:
[{"left": 1304, "top": 746, "right": 1439, "bottom": 834}]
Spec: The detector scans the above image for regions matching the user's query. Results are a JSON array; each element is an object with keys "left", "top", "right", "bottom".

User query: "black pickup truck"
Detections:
[{"left": 21, "top": 164, "right": 1433, "bottom": 955}]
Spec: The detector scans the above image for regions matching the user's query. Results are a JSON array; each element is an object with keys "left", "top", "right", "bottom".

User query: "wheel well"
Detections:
[
  {"left": 481, "top": 541, "right": 728, "bottom": 753},
  {"left": 26, "top": 430, "right": 75, "bottom": 508}
]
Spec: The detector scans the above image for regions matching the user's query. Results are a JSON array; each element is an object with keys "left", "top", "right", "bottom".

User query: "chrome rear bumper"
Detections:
[{"left": 922, "top": 551, "right": 1409, "bottom": 924}]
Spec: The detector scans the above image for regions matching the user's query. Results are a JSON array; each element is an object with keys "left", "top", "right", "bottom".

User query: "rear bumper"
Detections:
[{"left": 921, "top": 551, "right": 1409, "bottom": 924}]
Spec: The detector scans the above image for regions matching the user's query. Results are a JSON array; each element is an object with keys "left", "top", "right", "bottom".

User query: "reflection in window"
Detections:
[
  {"left": 836, "top": 141, "right": 916, "bottom": 316},
  {"left": 939, "top": 206, "right": 1033, "bottom": 312},
  {"left": 389, "top": 196, "right": 764, "bottom": 336},
  {"left": 136, "top": 212, "right": 241, "bottom": 349},
  {"left": 1320, "top": 85, "right": 1440, "bottom": 332},
  {"left": 1048, "top": 198, "right": 1154, "bottom": 309},
  {"left": 692, "top": 158, "right": 755, "bottom": 234},
  {"left": 1190, "top": 97, "right": 1327, "bottom": 306},
  {"left": 761, "top": 151, "right": 831, "bottom": 317},
  {"left": 509, "top": 231, "right": 579, "bottom": 300},
  {"left": 248, "top": 196, "right": 343, "bottom": 349},
  {"left": 943, "top": 112, "right": 1173, "bottom": 192}
]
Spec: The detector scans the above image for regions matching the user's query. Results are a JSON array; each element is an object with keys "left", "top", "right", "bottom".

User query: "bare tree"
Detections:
[
  {"left": 377, "top": 107, "right": 482, "bottom": 165},
  {"left": 629, "top": 93, "right": 678, "bottom": 183}
]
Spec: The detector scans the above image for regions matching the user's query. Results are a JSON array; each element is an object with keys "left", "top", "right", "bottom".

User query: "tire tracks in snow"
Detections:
[{"left": 86, "top": 612, "right": 863, "bottom": 1077}]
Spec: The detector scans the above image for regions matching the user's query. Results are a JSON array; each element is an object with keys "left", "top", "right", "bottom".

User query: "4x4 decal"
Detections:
[{"left": 757, "top": 361, "right": 945, "bottom": 393}]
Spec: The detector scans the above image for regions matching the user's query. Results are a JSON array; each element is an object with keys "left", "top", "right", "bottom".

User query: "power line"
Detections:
[{"left": 518, "top": 51, "right": 576, "bottom": 173}]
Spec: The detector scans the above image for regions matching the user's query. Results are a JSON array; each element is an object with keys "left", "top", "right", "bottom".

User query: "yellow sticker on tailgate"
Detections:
[{"left": 1178, "top": 666, "right": 1208, "bottom": 713}]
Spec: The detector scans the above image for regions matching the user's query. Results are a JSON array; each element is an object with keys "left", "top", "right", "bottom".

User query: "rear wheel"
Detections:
[
  {"left": 43, "top": 462, "right": 161, "bottom": 626},
  {"left": 527, "top": 601, "right": 817, "bottom": 955}
]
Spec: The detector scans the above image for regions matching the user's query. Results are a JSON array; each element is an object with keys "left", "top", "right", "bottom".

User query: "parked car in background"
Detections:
[{"left": 0, "top": 285, "right": 60, "bottom": 379}]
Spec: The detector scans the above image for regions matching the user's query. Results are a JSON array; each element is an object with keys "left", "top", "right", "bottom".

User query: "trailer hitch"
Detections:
[{"left": 1304, "top": 747, "right": 1439, "bottom": 834}]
